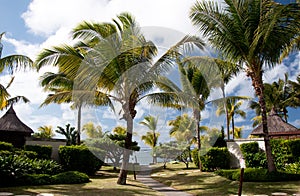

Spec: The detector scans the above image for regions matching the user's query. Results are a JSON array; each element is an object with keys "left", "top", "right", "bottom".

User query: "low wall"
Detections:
[
  {"left": 226, "top": 138, "right": 265, "bottom": 168},
  {"left": 25, "top": 137, "right": 66, "bottom": 162}
]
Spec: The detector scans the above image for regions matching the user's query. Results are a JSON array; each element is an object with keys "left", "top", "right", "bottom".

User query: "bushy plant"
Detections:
[
  {"left": 52, "top": 171, "right": 90, "bottom": 184},
  {"left": 0, "top": 154, "right": 62, "bottom": 186},
  {"left": 215, "top": 168, "right": 300, "bottom": 182},
  {"left": 240, "top": 142, "right": 267, "bottom": 168},
  {"left": 284, "top": 162, "right": 300, "bottom": 174},
  {"left": 0, "top": 141, "right": 14, "bottom": 151},
  {"left": 200, "top": 147, "right": 230, "bottom": 171},
  {"left": 59, "top": 145, "right": 104, "bottom": 175},
  {"left": 191, "top": 149, "right": 200, "bottom": 168},
  {"left": 24, "top": 144, "right": 52, "bottom": 160},
  {"left": 284, "top": 139, "right": 300, "bottom": 161}
]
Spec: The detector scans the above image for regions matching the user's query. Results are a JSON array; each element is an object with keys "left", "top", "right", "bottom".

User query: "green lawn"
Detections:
[
  {"left": 151, "top": 162, "right": 300, "bottom": 196},
  {"left": 0, "top": 168, "right": 163, "bottom": 196},
  {"left": 1, "top": 164, "right": 300, "bottom": 196}
]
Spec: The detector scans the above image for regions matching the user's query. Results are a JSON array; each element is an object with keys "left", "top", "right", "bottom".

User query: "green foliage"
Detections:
[
  {"left": 52, "top": 171, "right": 90, "bottom": 184},
  {"left": 240, "top": 142, "right": 259, "bottom": 154},
  {"left": 8, "top": 171, "right": 89, "bottom": 186},
  {"left": 0, "top": 154, "right": 62, "bottom": 187},
  {"left": 200, "top": 147, "right": 230, "bottom": 172},
  {"left": 14, "top": 150, "right": 38, "bottom": 159},
  {"left": 284, "top": 162, "right": 300, "bottom": 174},
  {"left": 154, "top": 141, "right": 182, "bottom": 169},
  {"left": 56, "top": 124, "right": 77, "bottom": 146},
  {"left": 24, "top": 144, "right": 52, "bottom": 160},
  {"left": 59, "top": 145, "right": 104, "bottom": 175},
  {"left": 216, "top": 168, "right": 300, "bottom": 182},
  {"left": 0, "top": 141, "right": 14, "bottom": 151},
  {"left": 191, "top": 149, "right": 200, "bottom": 168},
  {"left": 285, "top": 139, "right": 300, "bottom": 161}
]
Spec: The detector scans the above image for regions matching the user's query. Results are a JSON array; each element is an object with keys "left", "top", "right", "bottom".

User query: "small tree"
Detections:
[
  {"left": 82, "top": 122, "right": 103, "bottom": 138},
  {"left": 56, "top": 124, "right": 77, "bottom": 145},
  {"left": 154, "top": 141, "right": 182, "bottom": 169}
]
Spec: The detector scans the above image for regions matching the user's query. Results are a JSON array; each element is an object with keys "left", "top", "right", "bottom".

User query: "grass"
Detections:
[
  {"left": 1, "top": 163, "right": 300, "bottom": 196},
  {"left": 0, "top": 167, "right": 163, "bottom": 196},
  {"left": 151, "top": 162, "right": 300, "bottom": 196}
]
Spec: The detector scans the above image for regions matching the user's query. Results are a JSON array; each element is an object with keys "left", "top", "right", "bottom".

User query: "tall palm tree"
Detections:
[
  {"left": 177, "top": 59, "right": 211, "bottom": 169},
  {"left": 139, "top": 115, "right": 159, "bottom": 163},
  {"left": 190, "top": 0, "right": 300, "bottom": 172},
  {"left": 69, "top": 13, "right": 204, "bottom": 185},
  {"left": 36, "top": 45, "right": 113, "bottom": 145},
  {"left": 216, "top": 97, "right": 249, "bottom": 139},
  {"left": 0, "top": 32, "right": 32, "bottom": 109}
]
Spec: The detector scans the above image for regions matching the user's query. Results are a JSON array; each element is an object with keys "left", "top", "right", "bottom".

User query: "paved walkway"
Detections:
[{"left": 136, "top": 166, "right": 194, "bottom": 196}]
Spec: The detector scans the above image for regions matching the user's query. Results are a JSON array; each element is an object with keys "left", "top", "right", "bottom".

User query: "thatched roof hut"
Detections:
[
  {"left": 0, "top": 105, "right": 33, "bottom": 148},
  {"left": 250, "top": 110, "right": 300, "bottom": 139}
]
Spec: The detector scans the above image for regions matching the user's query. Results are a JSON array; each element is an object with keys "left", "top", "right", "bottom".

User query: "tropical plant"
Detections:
[
  {"left": 0, "top": 32, "right": 32, "bottom": 109},
  {"left": 216, "top": 97, "right": 249, "bottom": 139},
  {"left": 190, "top": 0, "right": 300, "bottom": 172},
  {"left": 32, "top": 125, "right": 55, "bottom": 139},
  {"left": 66, "top": 12, "right": 204, "bottom": 185},
  {"left": 36, "top": 45, "right": 113, "bottom": 145},
  {"left": 82, "top": 122, "right": 103, "bottom": 138},
  {"left": 55, "top": 124, "right": 77, "bottom": 146},
  {"left": 139, "top": 115, "right": 159, "bottom": 163}
]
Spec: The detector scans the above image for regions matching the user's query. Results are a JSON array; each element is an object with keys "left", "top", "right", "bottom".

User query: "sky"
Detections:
[{"left": 0, "top": 0, "right": 299, "bottom": 148}]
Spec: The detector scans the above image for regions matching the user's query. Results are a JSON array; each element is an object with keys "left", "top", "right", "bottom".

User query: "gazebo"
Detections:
[
  {"left": 250, "top": 110, "right": 300, "bottom": 139},
  {"left": 0, "top": 105, "right": 33, "bottom": 148}
]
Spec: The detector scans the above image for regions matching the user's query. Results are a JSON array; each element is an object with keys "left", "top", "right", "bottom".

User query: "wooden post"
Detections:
[{"left": 238, "top": 168, "right": 244, "bottom": 196}]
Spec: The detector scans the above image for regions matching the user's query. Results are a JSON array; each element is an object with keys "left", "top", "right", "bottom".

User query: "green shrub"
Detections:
[
  {"left": 216, "top": 168, "right": 300, "bottom": 182},
  {"left": 24, "top": 145, "right": 52, "bottom": 160},
  {"left": 0, "top": 154, "right": 62, "bottom": 187},
  {"left": 284, "top": 162, "right": 300, "bottom": 174},
  {"left": 18, "top": 174, "right": 52, "bottom": 186},
  {"left": 285, "top": 139, "right": 300, "bottom": 161},
  {"left": 0, "top": 142, "right": 14, "bottom": 151},
  {"left": 191, "top": 149, "right": 200, "bottom": 168},
  {"left": 240, "top": 142, "right": 259, "bottom": 154},
  {"left": 59, "top": 145, "right": 105, "bottom": 175},
  {"left": 214, "top": 169, "right": 237, "bottom": 180},
  {"left": 15, "top": 150, "right": 38, "bottom": 159},
  {"left": 52, "top": 171, "right": 90, "bottom": 184},
  {"left": 200, "top": 147, "right": 230, "bottom": 171}
]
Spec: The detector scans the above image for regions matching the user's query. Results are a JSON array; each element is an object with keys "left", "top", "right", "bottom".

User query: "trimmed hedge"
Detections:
[
  {"left": 6, "top": 171, "right": 89, "bottom": 186},
  {"left": 215, "top": 168, "right": 300, "bottom": 182},
  {"left": 24, "top": 144, "right": 52, "bottom": 160},
  {"left": 0, "top": 141, "right": 14, "bottom": 151},
  {"left": 59, "top": 145, "right": 105, "bottom": 175},
  {"left": 200, "top": 147, "right": 230, "bottom": 171}
]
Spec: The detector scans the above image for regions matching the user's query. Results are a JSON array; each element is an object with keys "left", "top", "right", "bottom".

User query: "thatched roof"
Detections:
[
  {"left": 251, "top": 110, "right": 300, "bottom": 137},
  {"left": 0, "top": 106, "right": 33, "bottom": 134}
]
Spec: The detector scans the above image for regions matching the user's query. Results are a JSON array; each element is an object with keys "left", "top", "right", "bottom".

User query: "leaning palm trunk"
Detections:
[{"left": 247, "top": 70, "right": 276, "bottom": 172}]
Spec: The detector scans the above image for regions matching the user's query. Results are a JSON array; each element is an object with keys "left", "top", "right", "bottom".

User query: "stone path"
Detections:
[{"left": 136, "top": 166, "right": 194, "bottom": 196}]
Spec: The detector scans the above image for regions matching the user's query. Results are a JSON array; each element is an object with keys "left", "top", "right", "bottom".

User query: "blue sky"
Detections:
[{"left": 0, "top": 0, "right": 299, "bottom": 147}]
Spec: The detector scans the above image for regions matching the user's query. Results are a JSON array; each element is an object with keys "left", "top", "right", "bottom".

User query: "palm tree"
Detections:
[
  {"left": 56, "top": 123, "right": 77, "bottom": 146},
  {"left": 69, "top": 13, "right": 204, "bottom": 185},
  {"left": 216, "top": 97, "right": 249, "bottom": 139},
  {"left": 36, "top": 45, "right": 113, "bottom": 145},
  {"left": 177, "top": 59, "right": 211, "bottom": 169},
  {"left": 0, "top": 32, "right": 32, "bottom": 109},
  {"left": 33, "top": 125, "right": 55, "bottom": 139},
  {"left": 190, "top": 0, "right": 300, "bottom": 172},
  {"left": 82, "top": 122, "right": 103, "bottom": 138},
  {"left": 139, "top": 115, "right": 159, "bottom": 163}
]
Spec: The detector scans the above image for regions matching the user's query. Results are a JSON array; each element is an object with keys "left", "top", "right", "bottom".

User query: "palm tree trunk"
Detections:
[
  {"left": 77, "top": 103, "right": 82, "bottom": 145},
  {"left": 231, "top": 114, "right": 235, "bottom": 140},
  {"left": 117, "top": 104, "right": 134, "bottom": 185},
  {"left": 221, "top": 84, "right": 230, "bottom": 140},
  {"left": 193, "top": 109, "right": 201, "bottom": 169},
  {"left": 248, "top": 70, "right": 276, "bottom": 172}
]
